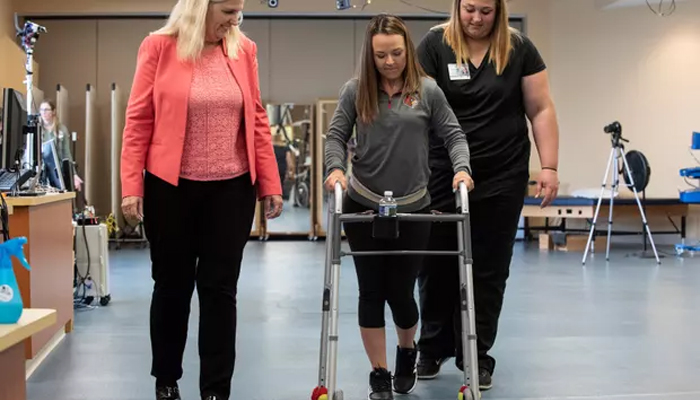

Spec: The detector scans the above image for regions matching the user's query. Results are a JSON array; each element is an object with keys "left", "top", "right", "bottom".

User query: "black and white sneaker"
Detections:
[
  {"left": 479, "top": 368, "right": 493, "bottom": 390},
  {"left": 456, "top": 359, "right": 494, "bottom": 390},
  {"left": 416, "top": 356, "right": 450, "bottom": 380},
  {"left": 368, "top": 367, "right": 393, "bottom": 400},
  {"left": 393, "top": 345, "right": 417, "bottom": 394},
  {"left": 155, "top": 385, "right": 181, "bottom": 400}
]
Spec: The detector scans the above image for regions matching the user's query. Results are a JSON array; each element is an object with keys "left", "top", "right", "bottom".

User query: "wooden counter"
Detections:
[
  {"left": 4, "top": 192, "right": 75, "bottom": 360},
  {"left": 0, "top": 309, "right": 57, "bottom": 400},
  {"left": 4, "top": 192, "right": 76, "bottom": 214}
]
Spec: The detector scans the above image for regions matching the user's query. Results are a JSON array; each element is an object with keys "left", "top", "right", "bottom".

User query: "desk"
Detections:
[
  {"left": 0, "top": 309, "right": 56, "bottom": 400},
  {"left": 522, "top": 196, "right": 688, "bottom": 246},
  {"left": 4, "top": 192, "right": 75, "bottom": 359}
]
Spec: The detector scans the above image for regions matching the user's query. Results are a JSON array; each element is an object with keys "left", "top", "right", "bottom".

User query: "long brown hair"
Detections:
[
  {"left": 356, "top": 13, "right": 426, "bottom": 124},
  {"left": 440, "top": 0, "right": 519, "bottom": 75},
  {"left": 40, "top": 99, "right": 60, "bottom": 131}
]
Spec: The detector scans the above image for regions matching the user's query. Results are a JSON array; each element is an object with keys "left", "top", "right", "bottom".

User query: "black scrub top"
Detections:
[{"left": 417, "top": 27, "right": 546, "bottom": 206}]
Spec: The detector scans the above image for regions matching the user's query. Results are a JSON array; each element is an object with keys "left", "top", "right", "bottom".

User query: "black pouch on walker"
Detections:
[{"left": 372, "top": 214, "right": 399, "bottom": 239}]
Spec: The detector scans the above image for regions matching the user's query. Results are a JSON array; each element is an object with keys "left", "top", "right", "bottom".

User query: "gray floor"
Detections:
[{"left": 26, "top": 240, "right": 700, "bottom": 400}]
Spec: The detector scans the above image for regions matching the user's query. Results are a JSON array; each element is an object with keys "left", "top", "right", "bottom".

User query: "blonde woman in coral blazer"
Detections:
[{"left": 120, "top": 1, "right": 282, "bottom": 399}]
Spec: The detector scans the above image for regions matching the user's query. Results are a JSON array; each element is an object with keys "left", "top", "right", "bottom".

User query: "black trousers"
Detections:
[
  {"left": 417, "top": 180, "right": 526, "bottom": 374},
  {"left": 143, "top": 171, "right": 257, "bottom": 399},
  {"left": 342, "top": 195, "right": 431, "bottom": 329}
]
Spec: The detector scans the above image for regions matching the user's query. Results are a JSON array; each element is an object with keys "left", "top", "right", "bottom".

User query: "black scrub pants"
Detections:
[
  {"left": 417, "top": 172, "right": 526, "bottom": 375},
  {"left": 143, "top": 171, "right": 257, "bottom": 400}
]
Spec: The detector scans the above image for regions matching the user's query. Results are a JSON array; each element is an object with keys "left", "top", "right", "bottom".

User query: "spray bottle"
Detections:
[{"left": 0, "top": 237, "right": 31, "bottom": 324}]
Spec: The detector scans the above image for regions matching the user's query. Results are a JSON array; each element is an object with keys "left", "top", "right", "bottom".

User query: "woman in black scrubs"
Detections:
[{"left": 415, "top": 0, "right": 560, "bottom": 390}]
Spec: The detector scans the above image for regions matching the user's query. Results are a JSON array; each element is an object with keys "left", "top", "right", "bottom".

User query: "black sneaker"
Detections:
[
  {"left": 156, "top": 385, "right": 181, "bottom": 400},
  {"left": 416, "top": 356, "right": 449, "bottom": 380},
  {"left": 393, "top": 345, "right": 417, "bottom": 394},
  {"left": 479, "top": 368, "right": 493, "bottom": 390},
  {"left": 368, "top": 367, "right": 393, "bottom": 400}
]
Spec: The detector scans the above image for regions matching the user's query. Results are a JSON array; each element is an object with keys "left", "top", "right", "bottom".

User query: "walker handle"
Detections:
[
  {"left": 333, "top": 180, "right": 343, "bottom": 214},
  {"left": 456, "top": 181, "right": 469, "bottom": 214}
]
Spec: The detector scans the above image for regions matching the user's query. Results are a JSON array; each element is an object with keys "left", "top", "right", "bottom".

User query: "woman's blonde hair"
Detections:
[
  {"left": 356, "top": 14, "right": 426, "bottom": 124},
  {"left": 439, "top": 0, "right": 519, "bottom": 75},
  {"left": 153, "top": 0, "right": 242, "bottom": 61}
]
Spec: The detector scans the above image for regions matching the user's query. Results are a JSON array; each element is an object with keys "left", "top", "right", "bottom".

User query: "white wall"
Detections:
[
  {"left": 15, "top": 0, "right": 700, "bottom": 241},
  {"left": 542, "top": 0, "right": 700, "bottom": 243},
  {"left": 549, "top": 0, "right": 700, "bottom": 198}
]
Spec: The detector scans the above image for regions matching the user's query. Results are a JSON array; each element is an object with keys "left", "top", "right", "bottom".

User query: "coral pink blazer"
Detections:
[{"left": 121, "top": 33, "right": 281, "bottom": 199}]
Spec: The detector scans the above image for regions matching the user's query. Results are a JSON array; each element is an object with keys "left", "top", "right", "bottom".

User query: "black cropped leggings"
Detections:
[{"left": 342, "top": 195, "right": 431, "bottom": 329}]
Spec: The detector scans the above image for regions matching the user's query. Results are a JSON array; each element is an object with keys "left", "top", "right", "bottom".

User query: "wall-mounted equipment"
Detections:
[{"left": 336, "top": 0, "right": 372, "bottom": 11}]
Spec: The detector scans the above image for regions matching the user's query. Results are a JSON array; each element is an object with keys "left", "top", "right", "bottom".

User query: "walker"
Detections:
[{"left": 310, "top": 181, "right": 480, "bottom": 400}]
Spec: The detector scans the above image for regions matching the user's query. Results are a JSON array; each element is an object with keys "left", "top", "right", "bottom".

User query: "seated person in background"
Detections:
[
  {"left": 40, "top": 99, "right": 83, "bottom": 190},
  {"left": 323, "top": 13, "right": 474, "bottom": 400}
]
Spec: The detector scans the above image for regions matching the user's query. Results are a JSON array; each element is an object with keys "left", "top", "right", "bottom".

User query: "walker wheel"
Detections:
[
  {"left": 311, "top": 386, "right": 328, "bottom": 400},
  {"left": 458, "top": 385, "right": 478, "bottom": 400}
]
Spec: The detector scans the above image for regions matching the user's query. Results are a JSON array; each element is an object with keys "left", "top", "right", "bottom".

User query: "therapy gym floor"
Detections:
[{"left": 26, "top": 240, "right": 700, "bottom": 400}]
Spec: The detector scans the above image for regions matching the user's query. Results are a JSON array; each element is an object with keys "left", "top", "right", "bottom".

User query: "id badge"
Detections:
[{"left": 448, "top": 63, "right": 471, "bottom": 81}]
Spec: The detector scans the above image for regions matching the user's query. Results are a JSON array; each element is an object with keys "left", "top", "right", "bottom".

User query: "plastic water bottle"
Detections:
[{"left": 378, "top": 191, "right": 397, "bottom": 217}]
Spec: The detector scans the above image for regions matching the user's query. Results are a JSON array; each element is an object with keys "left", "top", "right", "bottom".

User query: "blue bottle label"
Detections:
[{"left": 379, "top": 204, "right": 397, "bottom": 217}]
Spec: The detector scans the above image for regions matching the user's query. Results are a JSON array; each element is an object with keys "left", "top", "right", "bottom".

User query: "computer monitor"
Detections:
[
  {"left": 1, "top": 88, "right": 28, "bottom": 171},
  {"left": 41, "top": 139, "right": 66, "bottom": 190},
  {"left": 61, "top": 158, "right": 75, "bottom": 192}
]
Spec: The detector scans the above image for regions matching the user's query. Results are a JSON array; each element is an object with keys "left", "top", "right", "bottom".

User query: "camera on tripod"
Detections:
[
  {"left": 582, "top": 119, "right": 660, "bottom": 265},
  {"left": 603, "top": 121, "right": 621, "bottom": 135},
  {"left": 603, "top": 120, "right": 627, "bottom": 146}
]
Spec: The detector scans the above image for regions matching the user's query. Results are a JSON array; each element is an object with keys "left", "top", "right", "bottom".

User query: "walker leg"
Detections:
[
  {"left": 327, "top": 192, "right": 344, "bottom": 400},
  {"left": 456, "top": 187, "right": 480, "bottom": 400},
  {"left": 312, "top": 187, "right": 344, "bottom": 400},
  {"left": 312, "top": 206, "right": 333, "bottom": 400}
]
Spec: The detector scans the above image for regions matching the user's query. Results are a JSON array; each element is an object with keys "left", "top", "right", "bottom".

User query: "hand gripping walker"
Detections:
[{"left": 310, "top": 181, "right": 480, "bottom": 400}]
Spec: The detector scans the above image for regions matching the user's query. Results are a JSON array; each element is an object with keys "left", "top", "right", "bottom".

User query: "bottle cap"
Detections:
[{"left": 384, "top": 191, "right": 393, "bottom": 197}]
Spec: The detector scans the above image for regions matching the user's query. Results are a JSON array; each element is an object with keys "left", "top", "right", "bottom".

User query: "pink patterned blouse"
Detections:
[{"left": 179, "top": 46, "right": 249, "bottom": 181}]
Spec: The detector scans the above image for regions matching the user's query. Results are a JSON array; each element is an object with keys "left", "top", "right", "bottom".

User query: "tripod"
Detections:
[
  {"left": 632, "top": 189, "right": 665, "bottom": 259},
  {"left": 582, "top": 122, "right": 660, "bottom": 265}
]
